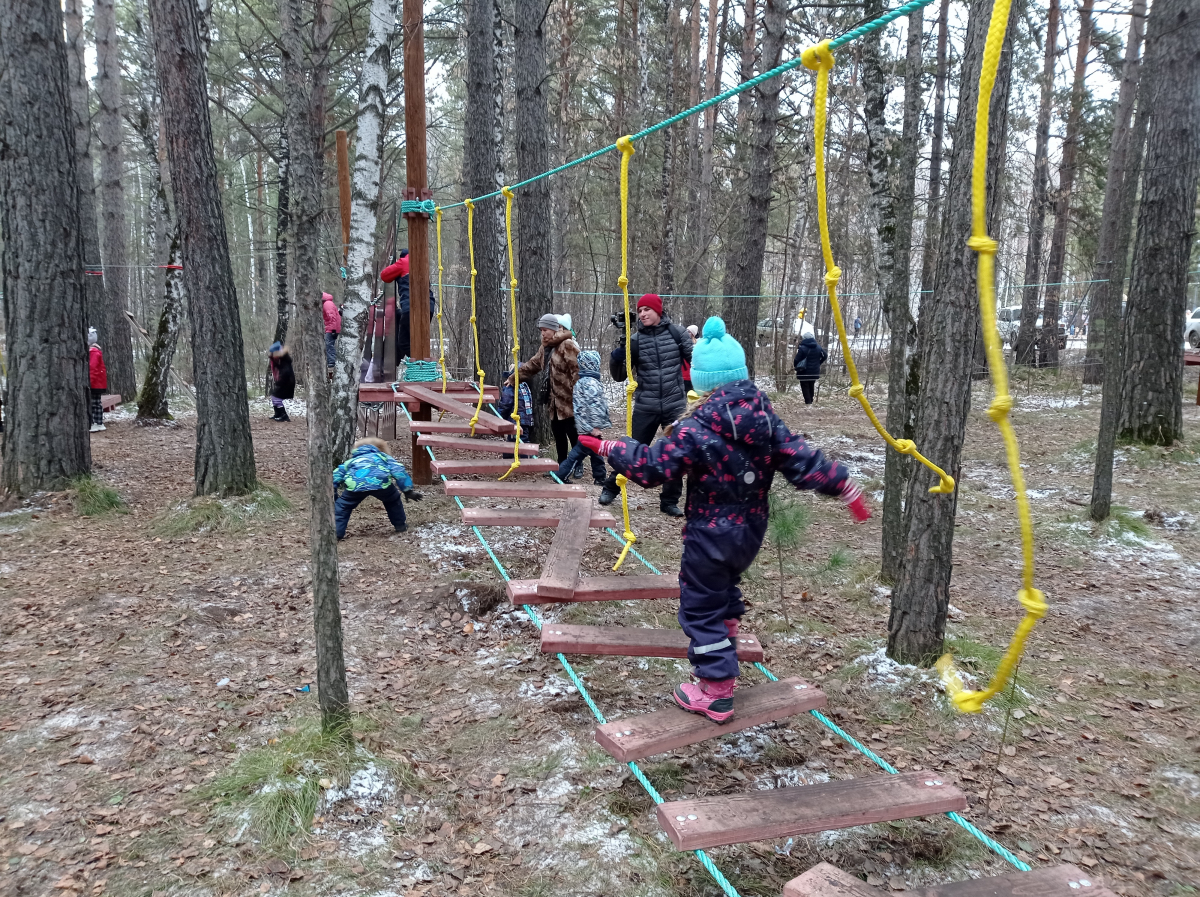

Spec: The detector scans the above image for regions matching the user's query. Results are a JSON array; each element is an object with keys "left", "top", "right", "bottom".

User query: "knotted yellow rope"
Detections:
[
  {"left": 435, "top": 207, "right": 448, "bottom": 394},
  {"left": 803, "top": 41, "right": 954, "bottom": 496},
  {"left": 613, "top": 135, "right": 639, "bottom": 572},
  {"left": 497, "top": 187, "right": 523, "bottom": 481},
  {"left": 464, "top": 199, "right": 487, "bottom": 436},
  {"left": 937, "top": 0, "right": 1045, "bottom": 712}
]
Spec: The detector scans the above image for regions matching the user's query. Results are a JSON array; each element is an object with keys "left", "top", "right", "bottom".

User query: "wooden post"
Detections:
[
  {"left": 403, "top": 0, "right": 432, "bottom": 483},
  {"left": 336, "top": 130, "right": 351, "bottom": 264}
]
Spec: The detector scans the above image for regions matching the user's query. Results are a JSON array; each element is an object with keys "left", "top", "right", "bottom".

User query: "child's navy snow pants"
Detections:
[{"left": 678, "top": 516, "right": 767, "bottom": 680}]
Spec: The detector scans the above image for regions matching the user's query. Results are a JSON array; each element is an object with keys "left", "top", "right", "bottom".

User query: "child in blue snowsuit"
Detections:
[
  {"left": 497, "top": 368, "right": 535, "bottom": 451},
  {"left": 580, "top": 317, "right": 869, "bottom": 723},
  {"left": 332, "top": 438, "right": 423, "bottom": 539},
  {"left": 555, "top": 350, "right": 610, "bottom": 484}
]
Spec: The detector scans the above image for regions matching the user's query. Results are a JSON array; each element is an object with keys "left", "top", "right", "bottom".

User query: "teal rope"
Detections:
[
  {"left": 401, "top": 199, "right": 437, "bottom": 216},
  {"left": 400, "top": 360, "right": 442, "bottom": 382},
  {"left": 436, "top": 0, "right": 938, "bottom": 212}
]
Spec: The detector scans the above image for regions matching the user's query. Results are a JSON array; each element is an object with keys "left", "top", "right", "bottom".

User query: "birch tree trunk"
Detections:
[
  {"left": 889, "top": 0, "right": 1018, "bottom": 664},
  {"left": 331, "top": 0, "right": 397, "bottom": 463},
  {"left": 0, "top": 0, "right": 91, "bottom": 494}
]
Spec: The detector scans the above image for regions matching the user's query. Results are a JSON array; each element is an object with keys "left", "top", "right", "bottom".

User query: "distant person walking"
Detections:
[
  {"left": 853, "top": 315, "right": 862, "bottom": 339},
  {"left": 792, "top": 323, "right": 827, "bottom": 406},
  {"left": 268, "top": 342, "right": 295, "bottom": 422},
  {"left": 322, "top": 292, "right": 341, "bottom": 376},
  {"left": 88, "top": 327, "right": 107, "bottom": 432}
]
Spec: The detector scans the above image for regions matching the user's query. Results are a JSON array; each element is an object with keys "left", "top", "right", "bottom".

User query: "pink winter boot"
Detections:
[
  {"left": 673, "top": 677, "right": 737, "bottom": 723},
  {"left": 724, "top": 618, "right": 740, "bottom": 639}
]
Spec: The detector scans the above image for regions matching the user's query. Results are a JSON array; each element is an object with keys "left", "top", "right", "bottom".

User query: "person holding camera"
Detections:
[{"left": 599, "top": 293, "right": 694, "bottom": 517}]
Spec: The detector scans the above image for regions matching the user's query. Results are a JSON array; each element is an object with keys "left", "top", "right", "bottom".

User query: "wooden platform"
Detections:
[
  {"left": 101, "top": 394, "right": 122, "bottom": 411},
  {"left": 462, "top": 507, "right": 617, "bottom": 528},
  {"left": 541, "top": 623, "right": 764, "bottom": 662},
  {"left": 402, "top": 384, "right": 509, "bottom": 433},
  {"left": 595, "top": 677, "right": 822, "bottom": 762},
  {"left": 537, "top": 498, "right": 593, "bottom": 599},
  {"left": 416, "top": 434, "right": 540, "bottom": 455},
  {"left": 432, "top": 458, "right": 559, "bottom": 477},
  {"left": 409, "top": 419, "right": 516, "bottom": 436},
  {"left": 656, "top": 771, "right": 967, "bottom": 851},
  {"left": 783, "top": 862, "right": 1114, "bottom": 897},
  {"left": 443, "top": 480, "right": 589, "bottom": 499},
  {"left": 358, "top": 382, "right": 499, "bottom": 403},
  {"left": 507, "top": 574, "right": 679, "bottom": 606}
]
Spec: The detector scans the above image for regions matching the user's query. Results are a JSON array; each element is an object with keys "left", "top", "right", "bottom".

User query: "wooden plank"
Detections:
[
  {"left": 443, "top": 480, "right": 589, "bottom": 499},
  {"left": 101, "top": 394, "right": 122, "bottom": 411},
  {"left": 417, "top": 434, "right": 540, "bottom": 455},
  {"left": 433, "top": 458, "right": 559, "bottom": 477},
  {"left": 656, "top": 771, "right": 967, "bottom": 851},
  {"left": 463, "top": 507, "right": 617, "bottom": 528},
  {"left": 402, "top": 383, "right": 508, "bottom": 433},
  {"left": 536, "top": 498, "right": 593, "bottom": 599},
  {"left": 784, "top": 863, "right": 1116, "bottom": 897},
  {"left": 507, "top": 574, "right": 679, "bottom": 606},
  {"left": 541, "top": 623, "right": 764, "bottom": 662},
  {"left": 359, "top": 382, "right": 500, "bottom": 401},
  {"left": 410, "top": 419, "right": 515, "bottom": 435},
  {"left": 595, "top": 677, "right": 822, "bottom": 762}
]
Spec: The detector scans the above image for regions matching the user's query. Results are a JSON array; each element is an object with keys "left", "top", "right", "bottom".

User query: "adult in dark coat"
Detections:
[
  {"left": 599, "top": 293, "right": 694, "bottom": 517},
  {"left": 792, "top": 325, "right": 827, "bottom": 405},
  {"left": 268, "top": 342, "right": 295, "bottom": 422}
]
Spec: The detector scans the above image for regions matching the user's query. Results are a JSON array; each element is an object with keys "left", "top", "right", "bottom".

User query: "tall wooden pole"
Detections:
[{"left": 403, "top": 0, "right": 432, "bottom": 483}]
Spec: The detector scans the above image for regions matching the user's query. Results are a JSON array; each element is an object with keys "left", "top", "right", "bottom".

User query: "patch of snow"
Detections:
[
  {"left": 324, "top": 761, "right": 394, "bottom": 807},
  {"left": 517, "top": 674, "right": 577, "bottom": 702},
  {"left": 852, "top": 646, "right": 940, "bottom": 693},
  {"left": 1160, "top": 767, "right": 1200, "bottom": 799}
]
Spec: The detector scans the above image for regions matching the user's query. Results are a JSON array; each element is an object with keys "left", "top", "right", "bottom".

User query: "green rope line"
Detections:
[
  {"left": 400, "top": 360, "right": 442, "bottom": 382},
  {"left": 436, "top": 0, "right": 938, "bottom": 212},
  {"left": 401, "top": 198, "right": 437, "bottom": 216}
]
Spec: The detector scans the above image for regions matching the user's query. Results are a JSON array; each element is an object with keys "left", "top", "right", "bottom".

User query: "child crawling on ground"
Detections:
[
  {"left": 580, "top": 316, "right": 869, "bottom": 724},
  {"left": 332, "top": 438, "right": 423, "bottom": 539}
]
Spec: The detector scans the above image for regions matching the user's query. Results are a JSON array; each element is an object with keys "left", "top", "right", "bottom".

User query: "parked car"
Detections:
[
  {"left": 756, "top": 317, "right": 801, "bottom": 342},
  {"left": 1184, "top": 308, "right": 1200, "bottom": 349},
  {"left": 996, "top": 305, "right": 1066, "bottom": 350}
]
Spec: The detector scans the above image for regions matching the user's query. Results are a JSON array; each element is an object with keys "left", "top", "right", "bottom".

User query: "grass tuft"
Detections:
[
  {"left": 70, "top": 475, "right": 127, "bottom": 517},
  {"left": 153, "top": 483, "right": 292, "bottom": 537}
]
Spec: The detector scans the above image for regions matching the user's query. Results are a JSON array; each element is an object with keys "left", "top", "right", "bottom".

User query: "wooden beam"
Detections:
[
  {"left": 417, "top": 434, "right": 540, "bottom": 455},
  {"left": 443, "top": 480, "right": 588, "bottom": 499},
  {"left": 432, "top": 458, "right": 559, "bottom": 477},
  {"left": 462, "top": 507, "right": 616, "bottom": 528},
  {"left": 782, "top": 863, "right": 878, "bottom": 897},
  {"left": 656, "top": 771, "right": 967, "bottom": 851},
  {"left": 783, "top": 862, "right": 1116, "bottom": 897},
  {"left": 410, "top": 419, "right": 515, "bottom": 435},
  {"left": 536, "top": 498, "right": 593, "bottom": 599},
  {"left": 541, "top": 623, "right": 763, "bottom": 662},
  {"left": 595, "top": 677, "right": 822, "bottom": 762},
  {"left": 507, "top": 574, "right": 679, "bottom": 606},
  {"left": 401, "top": 383, "right": 508, "bottom": 433}
]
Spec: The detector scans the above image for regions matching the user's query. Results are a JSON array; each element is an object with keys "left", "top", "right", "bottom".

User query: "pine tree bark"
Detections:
[
  {"left": 656, "top": 0, "right": 681, "bottom": 295},
  {"left": 464, "top": 0, "right": 508, "bottom": 384},
  {"left": 149, "top": 0, "right": 257, "bottom": 496},
  {"left": 94, "top": 0, "right": 137, "bottom": 401},
  {"left": 918, "top": 0, "right": 950, "bottom": 299},
  {"left": 514, "top": 0, "right": 554, "bottom": 448},
  {"left": 331, "top": 0, "right": 397, "bottom": 463},
  {"left": 889, "top": 0, "right": 1018, "bottom": 665},
  {"left": 1117, "top": 0, "right": 1200, "bottom": 446},
  {"left": 1082, "top": 0, "right": 1146, "bottom": 385},
  {"left": 1014, "top": 0, "right": 1059, "bottom": 366},
  {"left": 1039, "top": 0, "right": 1093, "bottom": 368},
  {"left": 0, "top": 0, "right": 91, "bottom": 494}
]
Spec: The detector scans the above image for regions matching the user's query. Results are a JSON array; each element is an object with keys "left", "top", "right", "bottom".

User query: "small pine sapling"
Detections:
[{"left": 767, "top": 493, "right": 811, "bottom": 627}]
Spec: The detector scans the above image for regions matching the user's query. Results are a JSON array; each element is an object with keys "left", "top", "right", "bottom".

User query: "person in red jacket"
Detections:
[
  {"left": 88, "top": 327, "right": 107, "bottom": 432},
  {"left": 322, "top": 292, "right": 342, "bottom": 376}
]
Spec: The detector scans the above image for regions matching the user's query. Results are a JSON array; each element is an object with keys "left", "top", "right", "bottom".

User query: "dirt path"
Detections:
[{"left": 0, "top": 384, "right": 1196, "bottom": 897}]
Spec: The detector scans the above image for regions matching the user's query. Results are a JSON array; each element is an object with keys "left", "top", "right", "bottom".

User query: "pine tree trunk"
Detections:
[
  {"left": 280, "top": 0, "right": 351, "bottom": 736},
  {"left": 0, "top": 0, "right": 92, "bottom": 494},
  {"left": 918, "top": 0, "right": 950, "bottom": 300},
  {"left": 656, "top": 0, "right": 681, "bottom": 295},
  {"left": 1015, "top": 0, "right": 1059, "bottom": 366},
  {"left": 331, "top": 0, "right": 397, "bottom": 463},
  {"left": 514, "top": 0, "right": 554, "bottom": 449},
  {"left": 1117, "top": 0, "right": 1200, "bottom": 446},
  {"left": 94, "top": 0, "right": 137, "bottom": 401},
  {"left": 464, "top": 0, "right": 508, "bottom": 385},
  {"left": 274, "top": 134, "right": 292, "bottom": 352},
  {"left": 1039, "top": 0, "right": 1093, "bottom": 369},
  {"left": 150, "top": 0, "right": 257, "bottom": 496},
  {"left": 888, "top": 0, "right": 1018, "bottom": 665},
  {"left": 1083, "top": 0, "right": 1146, "bottom": 386}
]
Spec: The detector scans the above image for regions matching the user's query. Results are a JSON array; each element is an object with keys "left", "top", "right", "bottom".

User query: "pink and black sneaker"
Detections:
[{"left": 673, "top": 677, "right": 736, "bottom": 723}]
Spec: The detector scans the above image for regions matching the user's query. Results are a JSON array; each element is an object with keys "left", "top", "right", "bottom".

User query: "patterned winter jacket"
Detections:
[
  {"left": 573, "top": 350, "right": 612, "bottom": 433},
  {"left": 332, "top": 445, "right": 414, "bottom": 494},
  {"left": 498, "top": 378, "right": 535, "bottom": 430},
  {"left": 605, "top": 380, "right": 849, "bottom": 524}
]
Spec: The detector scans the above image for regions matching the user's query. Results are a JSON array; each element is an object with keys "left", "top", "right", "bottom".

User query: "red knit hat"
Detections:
[{"left": 637, "top": 293, "right": 663, "bottom": 316}]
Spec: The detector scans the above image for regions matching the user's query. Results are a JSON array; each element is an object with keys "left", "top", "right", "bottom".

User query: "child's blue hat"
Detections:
[
  {"left": 269, "top": 341, "right": 282, "bottom": 354},
  {"left": 690, "top": 316, "right": 748, "bottom": 392}
]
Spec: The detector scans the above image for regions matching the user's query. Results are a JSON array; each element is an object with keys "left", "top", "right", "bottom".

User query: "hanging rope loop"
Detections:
[{"left": 498, "top": 187, "right": 523, "bottom": 481}]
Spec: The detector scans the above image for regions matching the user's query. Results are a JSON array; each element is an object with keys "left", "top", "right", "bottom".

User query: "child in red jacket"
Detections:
[{"left": 88, "top": 328, "right": 107, "bottom": 432}]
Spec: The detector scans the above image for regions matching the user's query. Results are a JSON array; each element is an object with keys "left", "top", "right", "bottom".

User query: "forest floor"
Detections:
[{"left": 0, "top": 370, "right": 1197, "bottom": 897}]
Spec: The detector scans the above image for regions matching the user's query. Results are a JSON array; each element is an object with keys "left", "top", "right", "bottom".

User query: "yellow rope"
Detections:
[
  {"left": 435, "top": 207, "right": 448, "bottom": 394},
  {"left": 464, "top": 199, "right": 487, "bottom": 436},
  {"left": 936, "top": 0, "right": 1045, "bottom": 713},
  {"left": 803, "top": 41, "right": 954, "bottom": 496},
  {"left": 497, "top": 187, "right": 523, "bottom": 481},
  {"left": 612, "top": 136, "right": 638, "bottom": 572}
]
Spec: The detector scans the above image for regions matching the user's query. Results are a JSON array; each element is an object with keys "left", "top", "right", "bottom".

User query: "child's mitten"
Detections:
[
  {"left": 404, "top": 489, "right": 424, "bottom": 502},
  {"left": 840, "top": 482, "right": 870, "bottom": 523},
  {"left": 578, "top": 435, "right": 620, "bottom": 457}
]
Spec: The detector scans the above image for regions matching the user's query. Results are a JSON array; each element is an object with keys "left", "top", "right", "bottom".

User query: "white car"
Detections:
[
  {"left": 1184, "top": 308, "right": 1200, "bottom": 348},
  {"left": 996, "top": 305, "right": 1066, "bottom": 350}
]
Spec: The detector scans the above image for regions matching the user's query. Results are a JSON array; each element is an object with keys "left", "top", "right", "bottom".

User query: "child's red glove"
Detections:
[
  {"left": 840, "top": 482, "right": 871, "bottom": 523},
  {"left": 578, "top": 435, "right": 619, "bottom": 457}
]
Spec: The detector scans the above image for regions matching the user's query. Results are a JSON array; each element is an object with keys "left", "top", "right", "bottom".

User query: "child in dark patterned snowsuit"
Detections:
[{"left": 580, "top": 316, "right": 869, "bottom": 723}]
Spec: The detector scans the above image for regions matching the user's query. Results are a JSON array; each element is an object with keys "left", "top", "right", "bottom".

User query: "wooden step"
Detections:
[
  {"left": 402, "top": 384, "right": 509, "bottom": 433},
  {"left": 537, "top": 498, "right": 593, "bottom": 599},
  {"left": 417, "top": 434, "right": 540, "bottom": 455},
  {"left": 542, "top": 623, "right": 764, "bottom": 662},
  {"left": 410, "top": 419, "right": 515, "bottom": 436},
  {"left": 507, "top": 574, "right": 679, "bottom": 606},
  {"left": 595, "top": 676, "right": 822, "bottom": 762},
  {"left": 359, "top": 382, "right": 500, "bottom": 402},
  {"left": 783, "top": 862, "right": 1115, "bottom": 897},
  {"left": 443, "top": 480, "right": 589, "bottom": 499},
  {"left": 433, "top": 458, "right": 559, "bottom": 477},
  {"left": 656, "top": 770, "right": 967, "bottom": 851},
  {"left": 462, "top": 507, "right": 617, "bottom": 528},
  {"left": 101, "top": 394, "right": 122, "bottom": 411}
]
